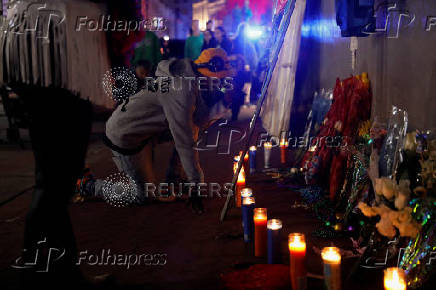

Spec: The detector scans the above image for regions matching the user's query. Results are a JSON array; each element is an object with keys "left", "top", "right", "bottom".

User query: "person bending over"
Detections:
[{"left": 77, "top": 48, "right": 234, "bottom": 214}]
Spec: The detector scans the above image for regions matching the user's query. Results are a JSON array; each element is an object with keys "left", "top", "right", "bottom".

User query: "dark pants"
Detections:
[
  {"left": 166, "top": 148, "right": 184, "bottom": 183},
  {"left": 231, "top": 90, "right": 245, "bottom": 121},
  {"left": 231, "top": 71, "right": 250, "bottom": 121},
  {"left": 14, "top": 85, "right": 92, "bottom": 288}
]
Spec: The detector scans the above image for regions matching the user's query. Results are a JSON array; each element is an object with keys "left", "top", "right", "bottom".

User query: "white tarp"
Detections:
[
  {"left": 0, "top": 0, "right": 112, "bottom": 108},
  {"left": 260, "top": 0, "right": 306, "bottom": 137}
]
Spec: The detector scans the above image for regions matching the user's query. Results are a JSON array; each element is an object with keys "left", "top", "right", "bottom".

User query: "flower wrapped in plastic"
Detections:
[
  {"left": 400, "top": 199, "right": 436, "bottom": 288},
  {"left": 379, "top": 106, "right": 408, "bottom": 178}
]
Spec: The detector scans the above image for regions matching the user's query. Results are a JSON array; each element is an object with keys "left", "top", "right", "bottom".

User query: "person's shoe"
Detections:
[
  {"left": 156, "top": 195, "right": 177, "bottom": 203},
  {"left": 72, "top": 167, "right": 94, "bottom": 203}
]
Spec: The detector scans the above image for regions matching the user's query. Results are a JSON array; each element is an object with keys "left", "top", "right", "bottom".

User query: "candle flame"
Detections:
[
  {"left": 384, "top": 268, "right": 406, "bottom": 290},
  {"left": 280, "top": 139, "right": 288, "bottom": 147},
  {"left": 321, "top": 247, "right": 341, "bottom": 263},
  {"left": 267, "top": 219, "right": 283, "bottom": 230},
  {"left": 254, "top": 208, "right": 267, "bottom": 220},
  {"left": 233, "top": 156, "right": 240, "bottom": 173},
  {"left": 241, "top": 188, "right": 253, "bottom": 198},
  {"left": 243, "top": 196, "right": 255, "bottom": 205},
  {"left": 239, "top": 151, "right": 249, "bottom": 161},
  {"left": 288, "top": 233, "right": 306, "bottom": 252},
  {"left": 237, "top": 167, "right": 246, "bottom": 183},
  {"left": 233, "top": 156, "right": 246, "bottom": 176},
  {"left": 264, "top": 142, "right": 272, "bottom": 149},
  {"left": 249, "top": 146, "right": 257, "bottom": 151}
]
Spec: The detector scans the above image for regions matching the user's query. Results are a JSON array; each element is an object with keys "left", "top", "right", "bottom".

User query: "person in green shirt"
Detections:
[
  {"left": 184, "top": 20, "right": 204, "bottom": 60},
  {"left": 131, "top": 31, "right": 162, "bottom": 69}
]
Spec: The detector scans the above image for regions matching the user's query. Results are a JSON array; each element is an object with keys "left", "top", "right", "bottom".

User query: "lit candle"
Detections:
[
  {"left": 280, "top": 138, "right": 288, "bottom": 164},
  {"left": 242, "top": 196, "right": 255, "bottom": 242},
  {"left": 309, "top": 145, "right": 317, "bottom": 152},
  {"left": 235, "top": 166, "right": 246, "bottom": 208},
  {"left": 384, "top": 267, "right": 406, "bottom": 290},
  {"left": 254, "top": 208, "right": 267, "bottom": 257},
  {"left": 233, "top": 155, "right": 240, "bottom": 173},
  {"left": 240, "top": 150, "right": 249, "bottom": 172},
  {"left": 267, "top": 219, "right": 282, "bottom": 264},
  {"left": 264, "top": 142, "right": 272, "bottom": 168},
  {"left": 322, "top": 247, "right": 341, "bottom": 290},
  {"left": 240, "top": 188, "right": 253, "bottom": 204},
  {"left": 288, "top": 233, "right": 307, "bottom": 290},
  {"left": 249, "top": 146, "right": 257, "bottom": 174}
]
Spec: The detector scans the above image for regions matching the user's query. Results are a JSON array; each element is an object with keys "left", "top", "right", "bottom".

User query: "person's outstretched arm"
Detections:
[{"left": 159, "top": 79, "right": 204, "bottom": 184}]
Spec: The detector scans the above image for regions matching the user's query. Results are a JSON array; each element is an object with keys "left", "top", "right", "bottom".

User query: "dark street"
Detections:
[{"left": 0, "top": 108, "right": 381, "bottom": 290}]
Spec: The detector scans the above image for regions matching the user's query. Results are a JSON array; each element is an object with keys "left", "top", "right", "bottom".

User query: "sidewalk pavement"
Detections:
[{"left": 0, "top": 105, "right": 379, "bottom": 289}]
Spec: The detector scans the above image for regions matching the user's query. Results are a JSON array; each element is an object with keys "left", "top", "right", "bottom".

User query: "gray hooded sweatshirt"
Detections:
[{"left": 105, "top": 58, "right": 204, "bottom": 183}]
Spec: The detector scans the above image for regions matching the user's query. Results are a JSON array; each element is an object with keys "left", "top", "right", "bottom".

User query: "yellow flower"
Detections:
[
  {"left": 358, "top": 202, "right": 377, "bottom": 217},
  {"left": 395, "top": 190, "right": 409, "bottom": 210},
  {"left": 374, "top": 178, "right": 384, "bottom": 196},
  {"left": 358, "top": 120, "right": 371, "bottom": 137},
  {"left": 397, "top": 208, "right": 412, "bottom": 223},
  {"left": 397, "top": 222, "right": 420, "bottom": 238},
  {"left": 376, "top": 213, "right": 396, "bottom": 238},
  {"left": 381, "top": 178, "right": 396, "bottom": 200}
]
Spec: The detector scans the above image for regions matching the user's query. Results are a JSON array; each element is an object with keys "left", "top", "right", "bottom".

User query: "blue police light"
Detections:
[{"left": 246, "top": 26, "right": 264, "bottom": 39}]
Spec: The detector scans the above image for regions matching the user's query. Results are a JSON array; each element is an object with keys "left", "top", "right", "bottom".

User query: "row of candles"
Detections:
[
  {"left": 261, "top": 140, "right": 288, "bottom": 168},
  {"left": 239, "top": 186, "right": 342, "bottom": 290},
  {"left": 233, "top": 142, "right": 287, "bottom": 208},
  {"left": 233, "top": 152, "right": 408, "bottom": 290},
  {"left": 235, "top": 140, "right": 289, "bottom": 175}
]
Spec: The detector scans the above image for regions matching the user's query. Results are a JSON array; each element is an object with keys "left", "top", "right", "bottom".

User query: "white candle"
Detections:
[
  {"left": 322, "top": 247, "right": 341, "bottom": 290},
  {"left": 264, "top": 142, "right": 272, "bottom": 168}
]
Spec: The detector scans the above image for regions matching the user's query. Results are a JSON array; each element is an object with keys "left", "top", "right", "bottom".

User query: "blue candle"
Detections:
[
  {"left": 242, "top": 197, "right": 255, "bottom": 242},
  {"left": 267, "top": 219, "right": 282, "bottom": 264},
  {"left": 249, "top": 146, "right": 256, "bottom": 174},
  {"left": 240, "top": 188, "right": 253, "bottom": 205}
]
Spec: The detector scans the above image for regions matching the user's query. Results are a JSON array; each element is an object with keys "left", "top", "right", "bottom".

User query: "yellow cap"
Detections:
[{"left": 194, "top": 48, "right": 235, "bottom": 78}]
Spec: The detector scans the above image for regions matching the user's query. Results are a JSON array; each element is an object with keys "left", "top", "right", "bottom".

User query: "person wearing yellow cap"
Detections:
[{"left": 77, "top": 48, "right": 234, "bottom": 214}]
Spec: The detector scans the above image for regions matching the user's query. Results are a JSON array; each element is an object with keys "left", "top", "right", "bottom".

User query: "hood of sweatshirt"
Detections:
[{"left": 155, "top": 58, "right": 196, "bottom": 78}]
